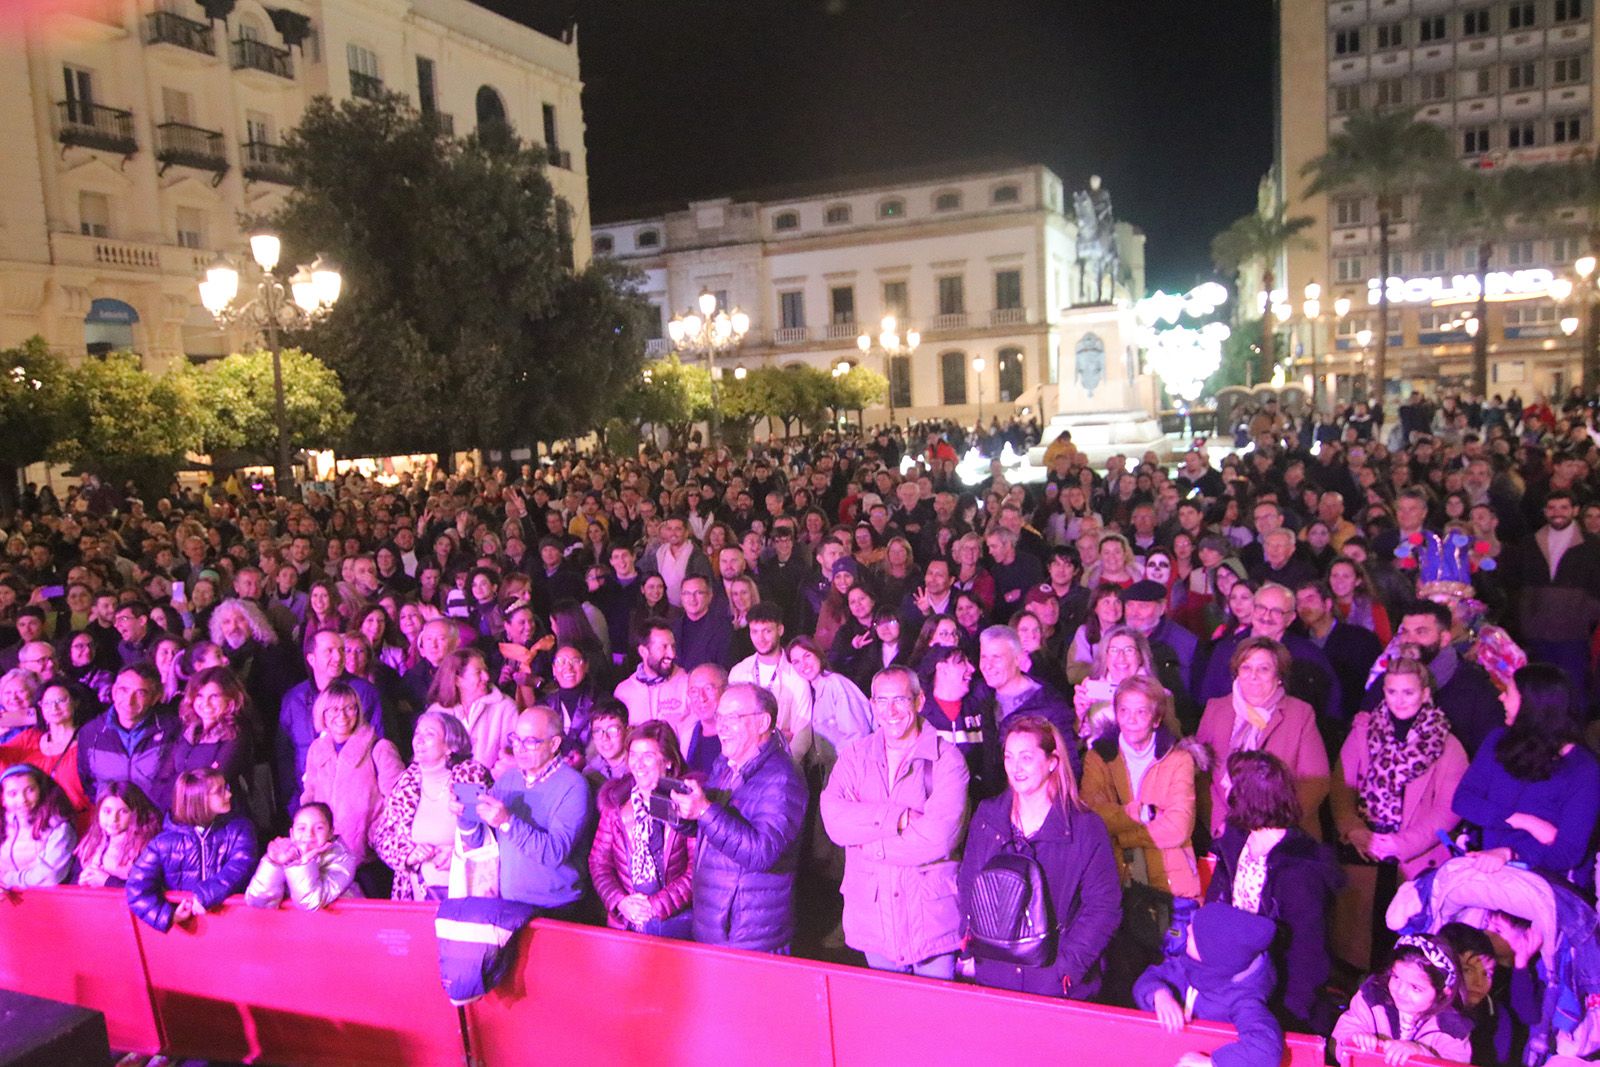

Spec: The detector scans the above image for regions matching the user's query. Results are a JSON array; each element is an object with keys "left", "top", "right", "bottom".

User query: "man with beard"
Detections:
[
  {"left": 729, "top": 604, "right": 813, "bottom": 761},
  {"left": 613, "top": 619, "right": 691, "bottom": 728},
  {"left": 208, "top": 597, "right": 303, "bottom": 725},
  {"left": 1504, "top": 489, "right": 1600, "bottom": 705},
  {"left": 1361, "top": 601, "right": 1501, "bottom": 756}
]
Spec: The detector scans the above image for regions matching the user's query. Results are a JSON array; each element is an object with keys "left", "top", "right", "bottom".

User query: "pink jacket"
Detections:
[
  {"left": 1196, "top": 694, "right": 1330, "bottom": 840},
  {"left": 427, "top": 690, "right": 517, "bottom": 779},
  {"left": 820, "top": 725, "right": 969, "bottom": 967},
  {"left": 1331, "top": 711, "right": 1469, "bottom": 879},
  {"left": 301, "top": 723, "right": 405, "bottom": 865}
]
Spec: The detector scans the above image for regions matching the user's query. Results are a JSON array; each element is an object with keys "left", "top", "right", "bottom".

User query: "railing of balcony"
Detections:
[
  {"left": 773, "top": 327, "right": 810, "bottom": 344},
  {"left": 241, "top": 141, "right": 293, "bottom": 183},
  {"left": 232, "top": 38, "right": 292, "bottom": 78},
  {"left": 545, "top": 145, "right": 572, "bottom": 169},
  {"left": 990, "top": 307, "right": 1028, "bottom": 326},
  {"left": 156, "top": 122, "right": 227, "bottom": 171},
  {"left": 144, "top": 10, "right": 214, "bottom": 55},
  {"left": 932, "top": 312, "right": 969, "bottom": 330},
  {"left": 57, "top": 101, "right": 137, "bottom": 154},
  {"left": 350, "top": 71, "right": 384, "bottom": 100}
]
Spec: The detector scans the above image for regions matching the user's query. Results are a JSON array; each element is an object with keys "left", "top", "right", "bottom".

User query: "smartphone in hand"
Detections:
[{"left": 452, "top": 782, "right": 486, "bottom": 826}]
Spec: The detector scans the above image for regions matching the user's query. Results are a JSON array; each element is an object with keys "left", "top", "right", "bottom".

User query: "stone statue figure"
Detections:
[
  {"left": 1075, "top": 332, "right": 1106, "bottom": 398},
  {"left": 1073, "top": 175, "right": 1121, "bottom": 305}
]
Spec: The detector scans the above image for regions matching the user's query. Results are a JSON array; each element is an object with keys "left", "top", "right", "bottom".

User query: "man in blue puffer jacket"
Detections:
[{"left": 672, "top": 683, "right": 807, "bottom": 953}]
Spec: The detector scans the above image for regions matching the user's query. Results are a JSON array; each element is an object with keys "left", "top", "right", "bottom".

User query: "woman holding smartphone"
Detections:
[{"left": 370, "top": 710, "right": 491, "bottom": 901}]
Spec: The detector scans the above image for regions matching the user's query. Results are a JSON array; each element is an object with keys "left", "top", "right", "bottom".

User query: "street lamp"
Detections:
[
  {"left": 856, "top": 313, "right": 920, "bottom": 425},
  {"left": 1571, "top": 255, "right": 1599, "bottom": 394},
  {"left": 1300, "top": 282, "right": 1331, "bottom": 416},
  {"left": 972, "top": 355, "right": 986, "bottom": 427},
  {"left": 667, "top": 289, "right": 749, "bottom": 449},
  {"left": 198, "top": 228, "right": 341, "bottom": 497}
]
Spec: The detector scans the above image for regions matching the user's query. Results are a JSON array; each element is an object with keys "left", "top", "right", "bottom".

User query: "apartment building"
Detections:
[
  {"left": 0, "top": 0, "right": 589, "bottom": 371},
  {"left": 1280, "top": 0, "right": 1593, "bottom": 400},
  {"left": 593, "top": 162, "right": 1147, "bottom": 425}
]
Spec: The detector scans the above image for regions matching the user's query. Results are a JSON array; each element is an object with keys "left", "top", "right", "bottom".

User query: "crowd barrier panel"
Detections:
[
  {"left": 1346, "top": 1053, "right": 1455, "bottom": 1067},
  {"left": 1, "top": 887, "right": 1331, "bottom": 1067},
  {"left": 132, "top": 895, "right": 461, "bottom": 1067},
  {"left": 0, "top": 884, "right": 160, "bottom": 1055},
  {"left": 467, "top": 918, "right": 1328, "bottom": 1067}
]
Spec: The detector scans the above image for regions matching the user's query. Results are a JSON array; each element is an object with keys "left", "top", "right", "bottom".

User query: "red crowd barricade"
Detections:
[
  {"left": 468, "top": 919, "right": 1326, "bottom": 1067},
  {"left": 133, "top": 895, "right": 461, "bottom": 1067},
  {"left": 0, "top": 885, "right": 160, "bottom": 1055},
  {"left": 0, "top": 887, "right": 1331, "bottom": 1067},
  {"left": 466, "top": 919, "right": 836, "bottom": 1067},
  {"left": 1346, "top": 1052, "right": 1457, "bottom": 1067}
]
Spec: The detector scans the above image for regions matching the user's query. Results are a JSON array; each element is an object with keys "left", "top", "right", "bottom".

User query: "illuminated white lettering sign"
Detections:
[{"left": 1366, "top": 270, "right": 1554, "bottom": 305}]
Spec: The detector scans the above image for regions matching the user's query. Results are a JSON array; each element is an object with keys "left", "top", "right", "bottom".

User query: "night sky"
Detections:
[{"left": 483, "top": 0, "right": 1277, "bottom": 291}]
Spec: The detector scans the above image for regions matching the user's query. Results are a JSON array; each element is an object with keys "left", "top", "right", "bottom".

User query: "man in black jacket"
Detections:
[{"left": 1361, "top": 601, "right": 1502, "bottom": 757}]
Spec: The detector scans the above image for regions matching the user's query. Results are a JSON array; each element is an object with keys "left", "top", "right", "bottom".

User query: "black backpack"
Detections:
[{"left": 965, "top": 839, "right": 1058, "bottom": 968}]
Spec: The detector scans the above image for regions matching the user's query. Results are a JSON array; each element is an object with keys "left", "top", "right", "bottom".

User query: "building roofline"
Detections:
[{"left": 593, "top": 155, "right": 1048, "bottom": 227}]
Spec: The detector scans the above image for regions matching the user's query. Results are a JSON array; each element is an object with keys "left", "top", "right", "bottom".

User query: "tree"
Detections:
[
  {"left": 51, "top": 353, "right": 201, "bottom": 499},
  {"left": 274, "top": 93, "right": 638, "bottom": 460},
  {"left": 505, "top": 260, "right": 653, "bottom": 445},
  {"left": 743, "top": 366, "right": 827, "bottom": 438},
  {"left": 1415, "top": 167, "right": 1559, "bottom": 396},
  {"left": 617, "top": 355, "right": 711, "bottom": 448},
  {"left": 1203, "top": 316, "right": 1273, "bottom": 396},
  {"left": 1212, "top": 203, "right": 1314, "bottom": 384},
  {"left": 183, "top": 348, "right": 353, "bottom": 458},
  {"left": 0, "top": 338, "right": 71, "bottom": 515},
  {"left": 1303, "top": 109, "right": 1456, "bottom": 394},
  {"left": 824, "top": 365, "right": 888, "bottom": 424}
]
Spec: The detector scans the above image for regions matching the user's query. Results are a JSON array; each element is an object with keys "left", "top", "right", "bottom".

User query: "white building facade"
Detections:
[
  {"left": 594, "top": 163, "right": 1146, "bottom": 426},
  {"left": 0, "top": 0, "right": 590, "bottom": 372}
]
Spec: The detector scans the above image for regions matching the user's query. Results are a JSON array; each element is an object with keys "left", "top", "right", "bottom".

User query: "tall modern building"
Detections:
[
  {"left": 0, "top": 0, "right": 590, "bottom": 371},
  {"left": 1279, "top": 0, "right": 1592, "bottom": 400},
  {"left": 593, "top": 162, "right": 1146, "bottom": 426}
]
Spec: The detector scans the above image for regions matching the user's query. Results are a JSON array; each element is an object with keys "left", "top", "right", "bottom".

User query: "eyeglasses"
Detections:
[
  {"left": 1254, "top": 604, "right": 1292, "bottom": 618},
  {"left": 592, "top": 724, "right": 625, "bottom": 738},
  {"left": 509, "top": 734, "right": 560, "bottom": 751},
  {"left": 715, "top": 711, "right": 769, "bottom": 728},
  {"left": 870, "top": 695, "right": 916, "bottom": 709}
]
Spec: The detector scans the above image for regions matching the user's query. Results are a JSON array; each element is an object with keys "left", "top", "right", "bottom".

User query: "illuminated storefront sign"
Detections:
[{"left": 1366, "top": 269, "right": 1555, "bottom": 305}]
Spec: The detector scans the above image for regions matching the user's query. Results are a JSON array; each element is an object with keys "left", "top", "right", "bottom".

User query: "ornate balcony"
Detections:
[
  {"left": 824, "top": 322, "right": 857, "bottom": 340},
  {"left": 57, "top": 101, "right": 137, "bottom": 156},
  {"left": 241, "top": 141, "right": 294, "bottom": 184},
  {"left": 932, "top": 312, "right": 968, "bottom": 330},
  {"left": 144, "top": 10, "right": 214, "bottom": 59},
  {"left": 156, "top": 122, "right": 228, "bottom": 176},
  {"left": 232, "top": 38, "right": 293, "bottom": 82},
  {"left": 990, "top": 307, "right": 1028, "bottom": 326},
  {"left": 773, "top": 327, "right": 810, "bottom": 344},
  {"left": 349, "top": 71, "right": 384, "bottom": 101}
]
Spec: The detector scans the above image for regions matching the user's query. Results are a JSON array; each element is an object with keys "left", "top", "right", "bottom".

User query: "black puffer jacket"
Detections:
[
  {"left": 690, "top": 732, "right": 808, "bottom": 952},
  {"left": 125, "top": 814, "right": 258, "bottom": 932}
]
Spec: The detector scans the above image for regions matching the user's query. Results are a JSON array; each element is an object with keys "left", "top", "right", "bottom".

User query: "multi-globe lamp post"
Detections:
[
  {"left": 856, "top": 313, "right": 919, "bottom": 425},
  {"left": 666, "top": 289, "right": 750, "bottom": 449},
  {"left": 1297, "top": 284, "right": 1349, "bottom": 416},
  {"left": 198, "top": 229, "right": 341, "bottom": 498}
]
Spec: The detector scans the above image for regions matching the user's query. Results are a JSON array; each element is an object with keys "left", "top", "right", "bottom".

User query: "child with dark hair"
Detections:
[
  {"left": 0, "top": 763, "right": 76, "bottom": 887},
  {"left": 1331, "top": 934, "right": 1473, "bottom": 1064},
  {"left": 1133, "top": 902, "right": 1284, "bottom": 1067},
  {"left": 1436, "top": 922, "right": 1502, "bottom": 1065}
]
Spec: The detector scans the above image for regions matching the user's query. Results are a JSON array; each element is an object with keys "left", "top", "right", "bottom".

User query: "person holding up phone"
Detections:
[
  {"left": 589, "top": 721, "right": 697, "bottom": 939},
  {"left": 452, "top": 706, "right": 593, "bottom": 915}
]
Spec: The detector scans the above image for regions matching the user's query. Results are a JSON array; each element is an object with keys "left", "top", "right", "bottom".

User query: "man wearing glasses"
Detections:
[
  {"left": 671, "top": 684, "right": 807, "bottom": 953},
  {"left": 459, "top": 705, "right": 593, "bottom": 915},
  {"left": 821, "top": 667, "right": 968, "bottom": 978},
  {"left": 1196, "top": 583, "right": 1342, "bottom": 721}
]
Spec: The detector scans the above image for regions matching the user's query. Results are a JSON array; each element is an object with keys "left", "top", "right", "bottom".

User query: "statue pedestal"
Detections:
[{"left": 1032, "top": 303, "right": 1170, "bottom": 467}]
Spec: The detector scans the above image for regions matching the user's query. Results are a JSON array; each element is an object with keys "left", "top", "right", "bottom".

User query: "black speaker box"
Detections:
[{"left": 0, "top": 988, "right": 111, "bottom": 1067}]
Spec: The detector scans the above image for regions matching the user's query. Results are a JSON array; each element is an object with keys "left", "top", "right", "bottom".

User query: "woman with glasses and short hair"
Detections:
[{"left": 589, "top": 721, "right": 696, "bottom": 938}]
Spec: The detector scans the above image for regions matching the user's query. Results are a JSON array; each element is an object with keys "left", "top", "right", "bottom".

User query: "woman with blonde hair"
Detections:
[
  {"left": 425, "top": 648, "right": 517, "bottom": 778},
  {"left": 957, "top": 715, "right": 1121, "bottom": 999}
]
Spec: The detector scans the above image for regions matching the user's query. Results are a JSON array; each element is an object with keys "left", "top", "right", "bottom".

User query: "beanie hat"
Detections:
[{"left": 1189, "top": 903, "right": 1276, "bottom": 976}]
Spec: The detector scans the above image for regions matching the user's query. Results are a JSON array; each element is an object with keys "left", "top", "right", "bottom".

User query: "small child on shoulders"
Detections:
[
  {"left": 246, "top": 803, "right": 361, "bottom": 911},
  {"left": 1133, "top": 902, "right": 1283, "bottom": 1067},
  {"left": 1331, "top": 933, "right": 1473, "bottom": 1066}
]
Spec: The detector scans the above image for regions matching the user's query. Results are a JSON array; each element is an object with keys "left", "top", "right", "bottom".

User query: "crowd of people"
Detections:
[{"left": 1, "top": 386, "right": 1599, "bottom": 1066}]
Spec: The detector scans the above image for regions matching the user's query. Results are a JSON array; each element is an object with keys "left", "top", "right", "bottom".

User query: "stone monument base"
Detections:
[{"left": 1029, "top": 409, "right": 1171, "bottom": 467}]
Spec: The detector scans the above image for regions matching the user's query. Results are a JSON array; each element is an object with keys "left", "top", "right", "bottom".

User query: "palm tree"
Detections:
[
  {"left": 1415, "top": 167, "right": 1561, "bottom": 396},
  {"left": 1303, "top": 109, "right": 1456, "bottom": 394},
  {"left": 1212, "top": 203, "right": 1315, "bottom": 384}
]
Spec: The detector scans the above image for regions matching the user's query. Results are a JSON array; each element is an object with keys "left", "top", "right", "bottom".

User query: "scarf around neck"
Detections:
[{"left": 1358, "top": 700, "right": 1449, "bottom": 834}]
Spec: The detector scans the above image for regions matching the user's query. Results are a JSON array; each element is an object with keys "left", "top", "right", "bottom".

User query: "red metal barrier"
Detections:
[
  {"left": 0, "top": 885, "right": 160, "bottom": 1055},
  {"left": 1345, "top": 1051, "right": 1455, "bottom": 1067},
  {"left": 133, "top": 896, "right": 461, "bottom": 1067},
  {"left": 0, "top": 888, "right": 1331, "bottom": 1067},
  {"left": 468, "top": 919, "right": 1325, "bottom": 1067}
]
